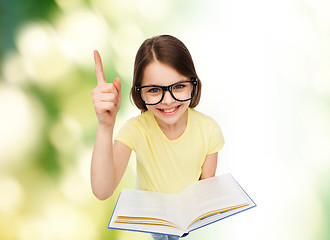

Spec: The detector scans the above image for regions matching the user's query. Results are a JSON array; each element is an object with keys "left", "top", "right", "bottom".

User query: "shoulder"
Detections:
[
  {"left": 116, "top": 111, "right": 154, "bottom": 148},
  {"left": 126, "top": 110, "right": 152, "bottom": 125},
  {"left": 123, "top": 110, "right": 154, "bottom": 132},
  {"left": 189, "top": 108, "right": 223, "bottom": 138},
  {"left": 189, "top": 108, "right": 225, "bottom": 152},
  {"left": 189, "top": 108, "right": 219, "bottom": 127}
]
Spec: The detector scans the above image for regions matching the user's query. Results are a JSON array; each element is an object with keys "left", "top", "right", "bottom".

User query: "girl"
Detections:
[{"left": 91, "top": 35, "right": 225, "bottom": 240}]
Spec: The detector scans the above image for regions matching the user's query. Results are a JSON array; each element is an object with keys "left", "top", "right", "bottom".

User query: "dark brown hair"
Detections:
[{"left": 130, "top": 35, "right": 202, "bottom": 111}]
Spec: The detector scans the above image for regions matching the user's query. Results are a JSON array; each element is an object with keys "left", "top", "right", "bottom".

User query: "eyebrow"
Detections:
[{"left": 140, "top": 79, "right": 190, "bottom": 87}]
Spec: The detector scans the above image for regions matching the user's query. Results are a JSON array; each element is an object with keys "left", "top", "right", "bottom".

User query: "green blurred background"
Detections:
[{"left": 1, "top": 0, "right": 329, "bottom": 239}]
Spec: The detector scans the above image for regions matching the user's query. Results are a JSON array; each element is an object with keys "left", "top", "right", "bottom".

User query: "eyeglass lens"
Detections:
[{"left": 140, "top": 81, "right": 194, "bottom": 105}]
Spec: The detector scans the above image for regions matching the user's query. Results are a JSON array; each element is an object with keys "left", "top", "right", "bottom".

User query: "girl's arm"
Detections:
[
  {"left": 91, "top": 126, "right": 132, "bottom": 200},
  {"left": 199, "top": 152, "right": 218, "bottom": 180},
  {"left": 90, "top": 51, "right": 131, "bottom": 200}
]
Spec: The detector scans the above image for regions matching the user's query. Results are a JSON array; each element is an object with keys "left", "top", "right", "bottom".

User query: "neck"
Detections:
[{"left": 155, "top": 109, "right": 188, "bottom": 140}]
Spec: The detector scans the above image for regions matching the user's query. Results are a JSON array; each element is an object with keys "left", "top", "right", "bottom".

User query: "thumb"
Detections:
[{"left": 113, "top": 77, "right": 122, "bottom": 98}]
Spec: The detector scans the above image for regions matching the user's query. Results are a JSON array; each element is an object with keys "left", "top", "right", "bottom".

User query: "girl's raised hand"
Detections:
[{"left": 91, "top": 50, "right": 121, "bottom": 127}]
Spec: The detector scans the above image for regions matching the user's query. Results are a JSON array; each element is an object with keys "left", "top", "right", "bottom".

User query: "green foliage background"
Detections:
[{"left": 1, "top": 0, "right": 330, "bottom": 240}]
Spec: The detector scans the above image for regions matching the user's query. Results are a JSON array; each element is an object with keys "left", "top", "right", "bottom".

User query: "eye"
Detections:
[
  {"left": 173, "top": 84, "right": 186, "bottom": 90},
  {"left": 148, "top": 87, "right": 161, "bottom": 93}
]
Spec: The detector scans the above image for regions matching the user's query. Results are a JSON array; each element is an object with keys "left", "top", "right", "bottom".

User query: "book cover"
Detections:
[{"left": 108, "top": 174, "right": 256, "bottom": 237}]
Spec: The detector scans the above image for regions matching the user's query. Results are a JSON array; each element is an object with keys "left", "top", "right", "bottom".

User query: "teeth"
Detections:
[{"left": 162, "top": 106, "right": 178, "bottom": 113}]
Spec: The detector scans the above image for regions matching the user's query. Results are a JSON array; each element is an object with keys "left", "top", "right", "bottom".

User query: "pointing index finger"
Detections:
[{"left": 94, "top": 50, "right": 106, "bottom": 86}]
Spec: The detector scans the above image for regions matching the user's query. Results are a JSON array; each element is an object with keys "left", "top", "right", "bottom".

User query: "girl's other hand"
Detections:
[{"left": 91, "top": 50, "right": 121, "bottom": 127}]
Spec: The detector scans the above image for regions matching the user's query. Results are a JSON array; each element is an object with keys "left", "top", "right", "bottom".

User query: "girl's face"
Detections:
[{"left": 141, "top": 61, "right": 191, "bottom": 128}]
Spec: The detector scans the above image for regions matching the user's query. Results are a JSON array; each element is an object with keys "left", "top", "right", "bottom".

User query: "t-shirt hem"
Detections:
[
  {"left": 208, "top": 141, "right": 225, "bottom": 155},
  {"left": 114, "top": 138, "right": 134, "bottom": 150}
]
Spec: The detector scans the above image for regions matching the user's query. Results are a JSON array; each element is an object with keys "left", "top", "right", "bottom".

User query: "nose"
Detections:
[{"left": 161, "top": 90, "right": 175, "bottom": 105}]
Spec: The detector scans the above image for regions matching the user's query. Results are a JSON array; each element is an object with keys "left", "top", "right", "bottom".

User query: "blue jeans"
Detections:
[{"left": 151, "top": 233, "right": 180, "bottom": 240}]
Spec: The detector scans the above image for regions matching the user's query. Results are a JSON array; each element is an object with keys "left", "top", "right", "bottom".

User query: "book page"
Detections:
[
  {"left": 187, "top": 203, "right": 254, "bottom": 232},
  {"left": 178, "top": 174, "right": 251, "bottom": 228},
  {"left": 112, "top": 189, "right": 184, "bottom": 229}
]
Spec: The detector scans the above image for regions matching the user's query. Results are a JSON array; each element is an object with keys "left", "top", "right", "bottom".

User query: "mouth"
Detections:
[{"left": 158, "top": 105, "right": 181, "bottom": 114}]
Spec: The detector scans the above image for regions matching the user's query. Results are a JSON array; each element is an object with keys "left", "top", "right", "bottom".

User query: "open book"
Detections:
[{"left": 108, "top": 174, "right": 256, "bottom": 237}]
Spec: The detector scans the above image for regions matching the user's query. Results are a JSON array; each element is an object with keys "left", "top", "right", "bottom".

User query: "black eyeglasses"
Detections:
[{"left": 135, "top": 78, "right": 198, "bottom": 105}]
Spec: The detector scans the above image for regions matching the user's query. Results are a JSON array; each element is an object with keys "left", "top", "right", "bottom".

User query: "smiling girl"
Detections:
[{"left": 91, "top": 35, "right": 225, "bottom": 240}]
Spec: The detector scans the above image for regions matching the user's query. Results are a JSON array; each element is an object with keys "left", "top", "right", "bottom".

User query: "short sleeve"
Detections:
[
  {"left": 207, "top": 120, "right": 225, "bottom": 154},
  {"left": 115, "top": 121, "right": 135, "bottom": 150}
]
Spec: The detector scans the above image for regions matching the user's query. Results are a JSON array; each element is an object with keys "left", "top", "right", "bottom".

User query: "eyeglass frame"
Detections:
[{"left": 135, "top": 77, "right": 198, "bottom": 106}]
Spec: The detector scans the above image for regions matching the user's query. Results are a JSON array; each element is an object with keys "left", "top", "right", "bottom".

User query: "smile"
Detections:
[{"left": 158, "top": 105, "right": 181, "bottom": 114}]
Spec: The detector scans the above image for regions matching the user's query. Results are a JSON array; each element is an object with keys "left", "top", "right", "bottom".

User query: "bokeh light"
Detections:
[
  {"left": 0, "top": 85, "right": 43, "bottom": 166},
  {"left": 1, "top": 0, "right": 330, "bottom": 239}
]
